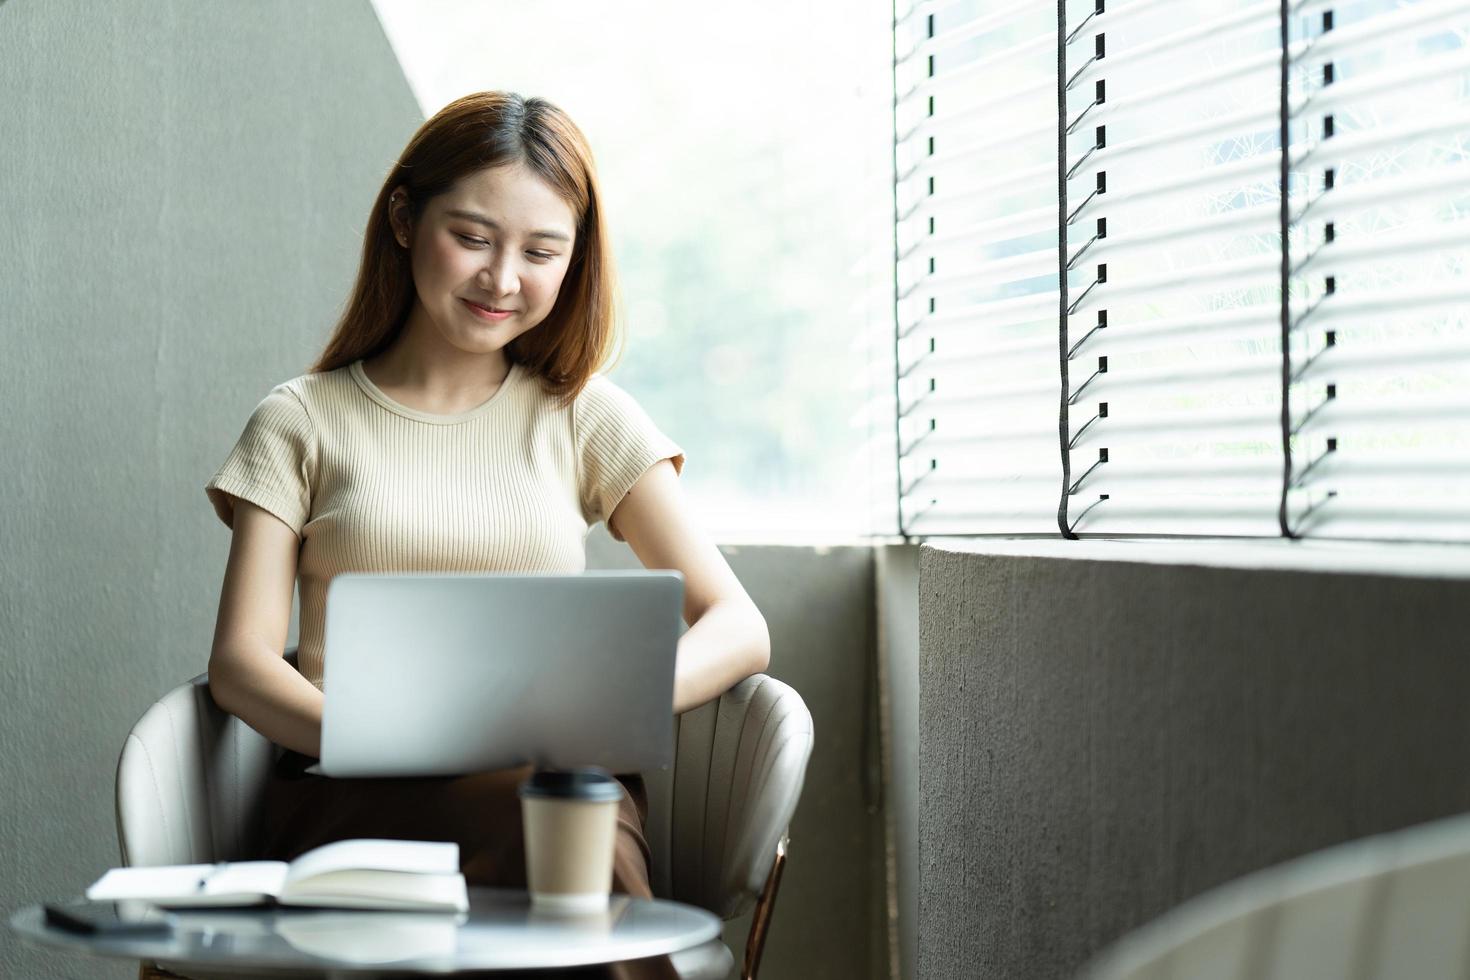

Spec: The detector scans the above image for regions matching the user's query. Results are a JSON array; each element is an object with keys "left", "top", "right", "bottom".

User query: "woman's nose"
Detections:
[{"left": 478, "top": 254, "right": 518, "bottom": 297}]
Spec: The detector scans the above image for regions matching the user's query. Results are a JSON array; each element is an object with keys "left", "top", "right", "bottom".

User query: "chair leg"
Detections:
[{"left": 741, "top": 831, "right": 789, "bottom": 980}]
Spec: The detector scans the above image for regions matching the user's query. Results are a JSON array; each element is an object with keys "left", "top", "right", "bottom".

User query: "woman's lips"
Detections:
[{"left": 462, "top": 298, "right": 513, "bottom": 321}]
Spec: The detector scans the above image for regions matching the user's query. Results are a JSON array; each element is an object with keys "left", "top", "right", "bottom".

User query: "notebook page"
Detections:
[
  {"left": 284, "top": 839, "right": 459, "bottom": 887},
  {"left": 87, "top": 864, "right": 215, "bottom": 901},
  {"left": 203, "top": 862, "right": 289, "bottom": 898},
  {"left": 86, "top": 861, "right": 286, "bottom": 902},
  {"left": 281, "top": 869, "right": 469, "bottom": 911}
]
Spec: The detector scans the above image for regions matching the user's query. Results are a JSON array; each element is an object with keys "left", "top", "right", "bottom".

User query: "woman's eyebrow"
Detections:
[{"left": 443, "top": 208, "right": 571, "bottom": 243}]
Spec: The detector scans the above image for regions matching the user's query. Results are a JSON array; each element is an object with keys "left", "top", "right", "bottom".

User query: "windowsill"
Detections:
[
  {"left": 924, "top": 536, "right": 1470, "bottom": 580},
  {"left": 703, "top": 534, "right": 1470, "bottom": 582}
]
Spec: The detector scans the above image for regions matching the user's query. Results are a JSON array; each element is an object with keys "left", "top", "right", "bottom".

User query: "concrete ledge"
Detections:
[
  {"left": 919, "top": 542, "right": 1470, "bottom": 980},
  {"left": 931, "top": 536, "right": 1470, "bottom": 580}
]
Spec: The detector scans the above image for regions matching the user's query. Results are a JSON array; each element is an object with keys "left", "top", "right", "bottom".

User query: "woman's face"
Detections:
[{"left": 389, "top": 162, "right": 579, "bottom": 358}]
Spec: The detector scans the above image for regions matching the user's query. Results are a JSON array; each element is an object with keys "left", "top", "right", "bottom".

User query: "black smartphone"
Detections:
[{"left": 43, "top": 899, "right": 177, "bottom": 937}]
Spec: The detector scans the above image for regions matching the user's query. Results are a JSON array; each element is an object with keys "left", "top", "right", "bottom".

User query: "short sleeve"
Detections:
[
  {"left": 573, "top": 375, "right": 685, "bottom": 542},
  {"left": 205, "top": 384, "right": 316, "bottom": 536}
]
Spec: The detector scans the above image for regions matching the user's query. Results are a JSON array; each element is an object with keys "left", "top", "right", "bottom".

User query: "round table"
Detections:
[{"left": 9, "top": 887, "right": 723, "bottom": 977}]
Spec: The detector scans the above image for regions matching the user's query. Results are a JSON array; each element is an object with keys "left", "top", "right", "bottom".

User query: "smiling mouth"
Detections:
[{"left": 462, "top": 299, "right": 514, "bottom": 316}]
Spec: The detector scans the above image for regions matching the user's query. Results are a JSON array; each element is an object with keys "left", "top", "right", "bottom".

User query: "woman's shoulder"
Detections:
[
  {"left": 257, "top": 363, "right": 357, "bottom": 417},
  {"left": 568, "top": 372, "right": 649, "bottom": 429},
  {"left": 571, "top": 372, "right": 642, "bottom": 413},
  {"left": 512, "top": 369, "right": 644, "bottom": 424},
  {"left": 568, "top": 372, "right": 675, "bottom": 451}
]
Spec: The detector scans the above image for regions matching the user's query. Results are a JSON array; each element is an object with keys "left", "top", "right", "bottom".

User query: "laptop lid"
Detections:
[{"left": 318, "top": 571, "right": 684, "bottom": 777}]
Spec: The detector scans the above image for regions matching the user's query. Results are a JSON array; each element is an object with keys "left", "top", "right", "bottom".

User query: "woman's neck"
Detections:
[{"left": 361, "top": 308, "right": 511, "bottom": 414}]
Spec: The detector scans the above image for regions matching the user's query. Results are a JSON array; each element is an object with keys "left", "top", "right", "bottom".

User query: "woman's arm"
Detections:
[
  {"left": 207, "top": 497, "right": 325, "bottom": 756},
  {"left": 608, "top": 458, "right": 772, "bottom": 715}
]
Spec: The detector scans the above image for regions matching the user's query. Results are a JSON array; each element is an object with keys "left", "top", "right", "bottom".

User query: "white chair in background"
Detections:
[{"left": 1078, "top": 810, "right": 1470, "bottom": 980}]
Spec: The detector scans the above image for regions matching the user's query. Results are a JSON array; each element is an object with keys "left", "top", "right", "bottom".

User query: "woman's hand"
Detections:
[{"left": 608, "top": 458, "right": 771, "bottom": 715}]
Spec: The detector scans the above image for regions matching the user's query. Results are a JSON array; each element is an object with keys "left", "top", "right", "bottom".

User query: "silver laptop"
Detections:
[{"left": 317, "top": 571, "right": 684, "bottom": 777}]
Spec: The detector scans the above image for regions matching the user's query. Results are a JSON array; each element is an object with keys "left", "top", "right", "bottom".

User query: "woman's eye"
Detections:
[{"left": 454, "top": 234, "right": 553, "bottom": 261}]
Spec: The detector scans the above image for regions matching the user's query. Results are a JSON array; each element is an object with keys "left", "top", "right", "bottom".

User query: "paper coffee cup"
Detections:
[{"left": 518, "top": 768, "right": 623, "bottom": 913}]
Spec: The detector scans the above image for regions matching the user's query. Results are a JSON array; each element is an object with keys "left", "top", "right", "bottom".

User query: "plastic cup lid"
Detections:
[{"left": 518, "top": 767, "right": 624, "bottom": 802}]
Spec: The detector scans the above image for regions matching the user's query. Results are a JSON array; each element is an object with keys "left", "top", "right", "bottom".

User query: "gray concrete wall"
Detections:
[
  {"left": 0, "top": 3, "right": 424, "bottom": 977},
  {"left": 918, "top": 542, "right": 1470, "bottom": 980},
  {"left": 589, "top": 533, "right": 890, "bottom": 980}
]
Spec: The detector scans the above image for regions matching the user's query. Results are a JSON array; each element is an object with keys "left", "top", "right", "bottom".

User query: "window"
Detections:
[
  {"left": 370, "top": 1, "right": 897, "bottom": 541},
  {"left": 895, "top": 0, "right": 1470, "bottom": 542}
]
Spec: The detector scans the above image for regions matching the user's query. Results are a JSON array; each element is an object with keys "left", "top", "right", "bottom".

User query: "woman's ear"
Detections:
[{"left": 387, "top": 185, "right": 412, "bottom": 247}]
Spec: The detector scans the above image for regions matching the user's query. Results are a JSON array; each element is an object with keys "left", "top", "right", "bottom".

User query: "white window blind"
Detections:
[
  {"left": 895, "top": 1, "right": 1062, "bottom": 534},
  {"left": 1283, "top": 0, "right": 1470, "bottom": 540},
  {"left": 894, "top": 0, "right": 1470, "bottom": 542},
  {"left": 1060, "top": 0, "right": 1286, "bottom": 535}
]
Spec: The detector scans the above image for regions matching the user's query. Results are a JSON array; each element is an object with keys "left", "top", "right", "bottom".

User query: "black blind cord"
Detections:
[
  {"left": 1277, "top": 0, "right": 1296, "bottom": 538},
  {"left": 1057, "top": 0, "right": 1076, "bottom": 538}
]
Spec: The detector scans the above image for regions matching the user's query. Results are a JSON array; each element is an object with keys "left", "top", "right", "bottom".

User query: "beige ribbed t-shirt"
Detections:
[{"left": 205, "top": 359, "right": 685, "bottom": 691}]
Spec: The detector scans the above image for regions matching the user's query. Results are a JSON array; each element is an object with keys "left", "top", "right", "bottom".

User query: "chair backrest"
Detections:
[
  {"left": 644, "top": 673, "right": 815, "bottom": 917},
  {"left": 1079, "top": 810, "right": 1470, "bottom": 980},
  {"left": 114, "top": 671, "right": 276, "bottom": 866},
  {"left": 116, "top": 652, "right": 816, "bottom": 921}
]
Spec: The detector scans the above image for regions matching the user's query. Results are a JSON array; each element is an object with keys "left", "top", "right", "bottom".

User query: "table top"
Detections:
[{"left": 10, "top": 887, "right": 723, "bottom": 976}]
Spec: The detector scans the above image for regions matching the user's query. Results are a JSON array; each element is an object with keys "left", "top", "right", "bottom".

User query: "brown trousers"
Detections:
[{"left": 256, "top": 750, "right": 681, "bottom": 979}]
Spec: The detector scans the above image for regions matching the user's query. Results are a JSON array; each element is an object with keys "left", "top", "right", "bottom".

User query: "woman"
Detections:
[{"left": 203, "top": 91, "right": 771, "bottom": 979}]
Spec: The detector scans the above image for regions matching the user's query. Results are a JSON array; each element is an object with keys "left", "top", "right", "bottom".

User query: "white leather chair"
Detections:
[
  {"left": 1078, "top": 810, "right": 1470, "bottom": 980},
  {"left": 115, "top": 650, "right": 814, "bottom": 980}
]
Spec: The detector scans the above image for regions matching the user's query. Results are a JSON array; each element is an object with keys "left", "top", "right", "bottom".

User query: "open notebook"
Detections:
[{"left": 85, "top": 839, "right": 468, "bottom": 912}]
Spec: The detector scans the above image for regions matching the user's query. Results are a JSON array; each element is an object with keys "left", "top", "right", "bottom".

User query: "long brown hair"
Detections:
[{"left": 309, "top": 91, "right": 622, "bottom": 406}]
